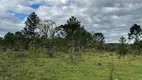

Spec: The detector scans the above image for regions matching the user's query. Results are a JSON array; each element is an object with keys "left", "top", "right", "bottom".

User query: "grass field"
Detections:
[{"left": 0, "top": 52, "right": 142, "bottom": 80}]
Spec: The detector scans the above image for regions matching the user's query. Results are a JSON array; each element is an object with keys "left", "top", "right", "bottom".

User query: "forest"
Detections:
[{"left": 0, "top": 12, "right": 142, "bottom": 80}]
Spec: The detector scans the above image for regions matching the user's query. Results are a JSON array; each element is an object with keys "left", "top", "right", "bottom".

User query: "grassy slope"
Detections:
[{"left": 0, "top": 52, "right": 142, "bottom": 80}]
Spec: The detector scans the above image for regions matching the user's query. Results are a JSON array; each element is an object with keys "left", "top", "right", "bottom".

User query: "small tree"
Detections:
[
  {"left": 3, "top": 32, "right": 15, "bottom": 50},
  {"left": 14, "top": 31, "right": 25, "bottom": 51},
  {"left": 73, "top": 26, "right": 92, "bottom": 56},
  {"left": 132, "top": 40, "right": 142, "bottom": 55},
  {"left": 93, "top": 33, "right": 105, "bottom": 50},
  {"left": 37, "top": 20, "right": 57, "bottom": 39},
  {"left": 117, "top": 36, "right": 128, "bottom": 59},
  {"left": 24, "top": 12, "right": 40, "bottom": 53},
  {"left": 128, "top": 24, "right": 141, "bottom": 41},
  {"left": 24, "top": 12, "right": 40, "bottom": 39},
  {"left": 37, "top": 20, "right": 57, "bottom": 57},
  {"left": 58, "top": 16, "right": 87, "bottom": 62},
  {"left": 93, "top": 33, "right": 105, "bottom": 42},
  {"left": 128, "top": 24, "right": 142, "bottom": 55},
  {"left": 0, "top": 37, "right": 4, "bottom": 51}
]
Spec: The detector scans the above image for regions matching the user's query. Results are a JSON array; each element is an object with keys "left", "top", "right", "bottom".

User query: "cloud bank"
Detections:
[{"left": 0, "top": 0, "right": 142, "bottom": 43}]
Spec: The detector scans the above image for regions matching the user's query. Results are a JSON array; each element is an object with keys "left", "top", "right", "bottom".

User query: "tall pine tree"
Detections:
[
  {"left": 24, "top": 12, "right": 40, "bottom": 52},
  {"left": 24, "top": 12, "right": 40, "bottom": 39}
]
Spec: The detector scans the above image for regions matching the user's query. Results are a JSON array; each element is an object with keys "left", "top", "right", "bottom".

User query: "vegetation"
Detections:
[
  {"left": 117, "top": 36, "right": 128, "bottom": 59},
  {"left": 0, "top": 12, "right": 142, "bottom": 80},
  {"left": 0, "top": 52, "right": 142, "bottom": 80}
]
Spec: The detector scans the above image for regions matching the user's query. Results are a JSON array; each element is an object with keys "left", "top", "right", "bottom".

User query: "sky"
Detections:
[{"left": 0, "top": 0, "right": 142, "bottom": 43}]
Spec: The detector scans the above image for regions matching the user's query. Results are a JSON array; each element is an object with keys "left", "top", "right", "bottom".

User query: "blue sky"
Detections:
[
  {"left": 29, "top": 3, "right": 41, "bottom": 9},
  {"left": 7, "top": 10, "right": 28, "bottom": 20},
  {"left": 6, "top": 0, "right": 71, "bottom": 20},
  {"left": 7, "top": 3, "right": 41, "bottom": 20},
  {"left": 0, "top": 0, "right": 142, "bottom": 43}
]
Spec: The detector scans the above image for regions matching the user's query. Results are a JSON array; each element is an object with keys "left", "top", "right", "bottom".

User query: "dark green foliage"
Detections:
[
  {"left": 14, "top": 31, "right": 25, "bottom": 51},
  {"left": 59, "top": 16, "right": 82, "bottom": 40},
  {"left": 0, "top": 37, "right": 3, "bottom": 48},
  {"left": 132, "top": 40, "right": 142, "bottom": 55},
  {"left": 117, "top": 36, "right": 128, "bottom": 58},
  {"left": 0, "top": 37, "right": 5, "bottom": 50},
  {"left": 53, "top": 37, "right": 69, "bottom": 53},
  {"left": 106, "top": 43, "right": 119, "bottom": 52},
  {"left": 93, "top": 33, "right": 105, "bottom": 42},
  {"left": 0, "top": 15, "right": 106, "bottom": 57},
  {"left": 128, "top": 24, "right": 142, "bottom": 55},
  {"left": 128, "top": 24, "right": 141, "bottom": 41},
  {"left": 0, "top": 31, "right": 32, "bottom": 51},
  {"left": 87, "top": 32, "right": 105, "bottom": 52},
  {"left": 58, "top": 16, "right": 92, "bottom": 51},
  {"left": 57, "top": 16, "right": 93, "bottom": 62},
  {"left": 23, "top": 12, "right": 40, "bottom": 54},
  {"left": 24, "top": 12, "right": 40, "bottom": 39},
  {"left": 3, "top": 32, "right": 15, "bottom": 50},
  {"left": 94, "top": 33, "right": 105, "bottom": 50}
]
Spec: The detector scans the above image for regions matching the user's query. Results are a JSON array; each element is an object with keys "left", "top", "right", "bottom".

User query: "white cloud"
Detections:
[
  {"left": 0, "top": 0, "right": 33, "bottom": 13},
  {"left": 0, "top": 0, "right": 142, "bottom": 43}
]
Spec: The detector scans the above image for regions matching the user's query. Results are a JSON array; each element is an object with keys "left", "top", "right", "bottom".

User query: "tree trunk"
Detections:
[{"left": 71, "top": 39, "right": 75, "bottom": 63}]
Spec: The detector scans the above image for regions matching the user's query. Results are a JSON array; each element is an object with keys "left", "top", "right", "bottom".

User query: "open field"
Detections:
[
  {"left": 1, "top": 0, "right": 142, "bottom": 80},
  {"left": 0, "top": 52, "right": 142, "bottom": 80}
]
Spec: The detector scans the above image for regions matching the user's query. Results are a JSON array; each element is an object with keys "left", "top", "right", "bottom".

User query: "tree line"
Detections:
[
  {"left": 0, "top": 12, "right": 105, "bottom": 56},
  {"left": 0, "top": 12, "right": 142, "bottom": 58}
]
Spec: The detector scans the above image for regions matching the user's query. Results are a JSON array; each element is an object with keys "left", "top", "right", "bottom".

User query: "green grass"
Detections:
[{"left": 0, "top": 52, "right": 142, "bottom": 80}]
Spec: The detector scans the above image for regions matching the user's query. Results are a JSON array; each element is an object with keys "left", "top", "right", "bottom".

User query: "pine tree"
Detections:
[
  {"left": 24, "top": 12, "right": 40, "bottom": 39},
  {"left": 24, "top": 12, "right": 40, "bottom": 53},
  {"left": 117, "top": 36, "right": 128, "bottom": 59}
]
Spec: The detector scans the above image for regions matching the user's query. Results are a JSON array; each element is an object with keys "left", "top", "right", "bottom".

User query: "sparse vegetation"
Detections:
[
  {"left": 0, "top": 52, "right": 142, "bottom": 80},
  {"left": 0, "top": 12, "right": 142, "bottom": 80}
]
